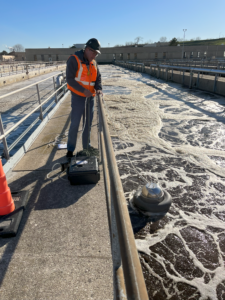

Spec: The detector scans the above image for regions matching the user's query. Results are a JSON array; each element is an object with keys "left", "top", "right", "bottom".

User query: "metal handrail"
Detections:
[
  {"left": 150, "top": 64, "right": 225, "bottom": 75},
  {"left": 0, "top": 62, "right": 66, "bottom": 77},
  {"left": 115, "top": 59, "right": 225, "bottom": 96},
  {"left": 98, "top": 93, "right": 149, "bottom": 300},
  {"left": 0, "top": 72, "right": 66, "bottom": 161},
  {"left": 0, "top": 82, "right": 66, "bottom": 141},
  {"left": 0, "top": 72, "right": 64, "bottom": 99},
  {"left": 115, "top": 59, "right": 225, "bottom": 70}
]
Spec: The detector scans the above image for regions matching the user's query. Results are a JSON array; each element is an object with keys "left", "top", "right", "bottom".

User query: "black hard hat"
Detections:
[{"left": 85, "top": 38, "right": 101, "bottom": 54}]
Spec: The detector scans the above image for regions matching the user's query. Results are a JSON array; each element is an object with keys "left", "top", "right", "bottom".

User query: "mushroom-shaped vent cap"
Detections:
[{"left": 141, "top": 182, "right": 164, "bottom": 203}]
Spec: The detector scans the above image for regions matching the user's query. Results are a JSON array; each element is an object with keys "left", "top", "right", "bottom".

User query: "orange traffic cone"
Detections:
[{"left": 0, "top": 159, "right": 15, "bottom": 215}]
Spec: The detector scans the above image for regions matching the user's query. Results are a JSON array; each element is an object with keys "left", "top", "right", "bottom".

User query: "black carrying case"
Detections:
[{"left": 67, "top": 156, "right": 100, "bottom": 185}]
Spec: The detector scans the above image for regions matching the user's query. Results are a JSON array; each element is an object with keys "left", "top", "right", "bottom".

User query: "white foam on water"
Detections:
[{"left": 100, "top": 65, "right": 225, "bottom": 299}]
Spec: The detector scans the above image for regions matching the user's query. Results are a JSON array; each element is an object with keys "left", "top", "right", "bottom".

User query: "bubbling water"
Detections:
[{"left": 100, "top": 65, "right": 225, "bottom": 300}]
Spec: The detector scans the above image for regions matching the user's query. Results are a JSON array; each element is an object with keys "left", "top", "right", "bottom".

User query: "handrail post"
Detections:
[
  {"left": 61, "top": 72, "right": 65, "bottom": 95},
  {"left": 36, "top": 84, "right": 43, "bottom": 120},
  {"left": 197, "top": 72, "right": 200, "bottom": 88},
  {"left": 53, "top": 76, "right": 58, "bottom": 103},
  {"left": 189, "top": 70, "right": 193, "bottom": 89},
  {"left": 166, "top": 68, "right": 168, "bottom": 81},
  {"left": 214, "top": 74, "right": 218, "bottom": 93},
  {"left": 0, "top": 114, "right": 10, "bottom": 161}
]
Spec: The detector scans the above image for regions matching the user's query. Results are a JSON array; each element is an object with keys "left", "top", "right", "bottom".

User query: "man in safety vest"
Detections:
[{"left": 66, "top": 38, "right": 102, "bottom": 158}]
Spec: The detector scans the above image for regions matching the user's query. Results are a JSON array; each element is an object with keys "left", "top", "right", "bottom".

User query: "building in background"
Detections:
[
  {"left": 0, "top": 55, "right": 15, "bottom": 61},
  {"left": 25, "top": 45, "right": 225, "bottom": 63}
]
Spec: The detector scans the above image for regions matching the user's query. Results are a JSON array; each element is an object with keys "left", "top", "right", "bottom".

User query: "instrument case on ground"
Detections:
[{"left": 67, "top": 156, "right": 100, "bottom": 185}]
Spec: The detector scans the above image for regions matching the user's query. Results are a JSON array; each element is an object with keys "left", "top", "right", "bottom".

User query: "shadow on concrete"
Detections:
[{"left": 0, "top": 106, "right": 95, "bottom": 287}]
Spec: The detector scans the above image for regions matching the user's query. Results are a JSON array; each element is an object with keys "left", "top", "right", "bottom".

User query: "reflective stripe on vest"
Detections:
[{"left": 67, "top": 55, "right": 97, "bottom": 96}]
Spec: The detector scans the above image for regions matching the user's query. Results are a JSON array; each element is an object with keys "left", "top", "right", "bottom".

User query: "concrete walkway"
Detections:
[{"left": 0, "top": 93, "right": 113, "bottom": 299}]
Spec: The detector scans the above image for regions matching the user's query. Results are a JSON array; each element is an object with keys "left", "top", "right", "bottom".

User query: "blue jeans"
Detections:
[{"left": 67, "top": 93, "right": 95, "bottom": 152}]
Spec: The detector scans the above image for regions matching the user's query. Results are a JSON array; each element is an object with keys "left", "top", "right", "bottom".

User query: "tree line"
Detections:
[
  {"left": 0, "top": 44, "right": 25, "bottom": 55},
  {"left": 114, "top": 36, "right": 203, "bottom": 47}
]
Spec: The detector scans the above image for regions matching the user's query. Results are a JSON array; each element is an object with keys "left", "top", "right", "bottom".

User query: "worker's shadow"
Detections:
[{"left": 34, "top": 168, "right": 96, "bottom": 211}]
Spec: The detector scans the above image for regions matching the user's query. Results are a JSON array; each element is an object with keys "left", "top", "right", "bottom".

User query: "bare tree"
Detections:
[
  {"left": 159, "top": 36, "right": 167, "bottom": 42},
  {"left": 134, "top": 36, "right": 143, "bottom": 44},
  {"left": 13, "top": 44, "right": 25, "bottom": 52},
  {"left": 196, "top": 37, "right": 201, "bottom": 40}
]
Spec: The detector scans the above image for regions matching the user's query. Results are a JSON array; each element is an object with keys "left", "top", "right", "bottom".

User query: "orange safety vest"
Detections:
[{"left": 67, "top": 55, "right": 97, "bottom": 97}]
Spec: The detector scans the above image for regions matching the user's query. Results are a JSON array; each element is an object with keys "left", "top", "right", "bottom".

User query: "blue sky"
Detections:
[{"left": 0, "top": 0, "right": 224, "bottom": 52}]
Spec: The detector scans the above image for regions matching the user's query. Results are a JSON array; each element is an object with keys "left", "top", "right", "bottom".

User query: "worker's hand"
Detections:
[
  {"left": 84, "top": 89, "right": 93, "bottom": 97},
  {"left": 96, "top": 90, "right": 103, "bottom": 95}
]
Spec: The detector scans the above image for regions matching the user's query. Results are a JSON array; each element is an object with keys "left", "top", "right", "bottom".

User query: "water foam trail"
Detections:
[{"left": 100, "top": 65, "right": 225, "bottom": 299}]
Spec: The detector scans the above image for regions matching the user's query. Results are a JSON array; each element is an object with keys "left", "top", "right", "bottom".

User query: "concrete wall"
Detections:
[
  {"left": 14, "top": 52, "right": 26, "bottom": 61},
  {"left": 25, "top": 48, "right": 81, "bottom": 62},
  {"left": 25, "top": 45, "right": 225, "bottom": 63}
]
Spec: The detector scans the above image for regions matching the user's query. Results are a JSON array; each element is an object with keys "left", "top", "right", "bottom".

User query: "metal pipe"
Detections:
[
  {"left": 100, "top": 131, "right": 111, "bottom": 233},
  {"left": 98, "top": 99, "right": 127, "bottom": 299},
  {"left": 116, "top": 266, "right": 127, "bottom": 300},
  {"left": 98, "top": 94, "right": 148, "bottom": 300},
  {"left": 100, "top": 131, "right": 127, "bottom": 300}
]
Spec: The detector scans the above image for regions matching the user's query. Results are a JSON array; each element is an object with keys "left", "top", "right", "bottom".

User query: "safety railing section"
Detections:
[
  {"left": 0, "top": 72, "right": 67, "bottom": 161},
  {"left": 150, "top": 64, "right": 225, "bottom": 92},
  {"left": 115, "top": 60, "right": 225, "bottom": 94},
  {"left": 115, "top": 59, "right": 225, "bottom": 70},
  {"left": 97, "top": 93, "right": 149, "bottom": 300},
  {"left": 0, "top": 61, "right": 66, "bottom": 77}
]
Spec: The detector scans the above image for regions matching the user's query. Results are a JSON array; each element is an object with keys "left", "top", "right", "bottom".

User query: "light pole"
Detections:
[
  {"left": 62, "top": 44, "right": 64, "bottom": 48},
  {"left": 182, "top": 29, "right": 187, "bottom": 59}
]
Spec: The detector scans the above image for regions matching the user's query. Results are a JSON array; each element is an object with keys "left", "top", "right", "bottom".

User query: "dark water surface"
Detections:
[{"left": 100, "top": 65, "right": 225, "bottom": 300}]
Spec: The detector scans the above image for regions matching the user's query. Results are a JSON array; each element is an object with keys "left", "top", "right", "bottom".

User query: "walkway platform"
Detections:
[{"left": 0, "top": 93, "right": 113, "bottom": 299}]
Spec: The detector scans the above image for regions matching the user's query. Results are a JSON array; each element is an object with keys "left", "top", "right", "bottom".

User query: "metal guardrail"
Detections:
[
  {"left": 98, "top": 93, "right": 149, "bottom": 300},
  {"left": 0, "top": 72, "right": 66, "bottom": 160},
  {"left": 150, "top": 64, "right": 225, "bottom": 92},
  {"left": 0, "top": 61, "right": 66, "bottom": 77},
  {"left": 116, "top": 59, "right": 225, "bottom": 70},
  {"left": 115, "top": 60, "right": 225, "bottom": 93}
]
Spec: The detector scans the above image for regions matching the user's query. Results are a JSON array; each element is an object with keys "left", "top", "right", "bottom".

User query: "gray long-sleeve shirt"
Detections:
[{"left": 66, "top": 49, "right": 102, "bottom": 96}]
